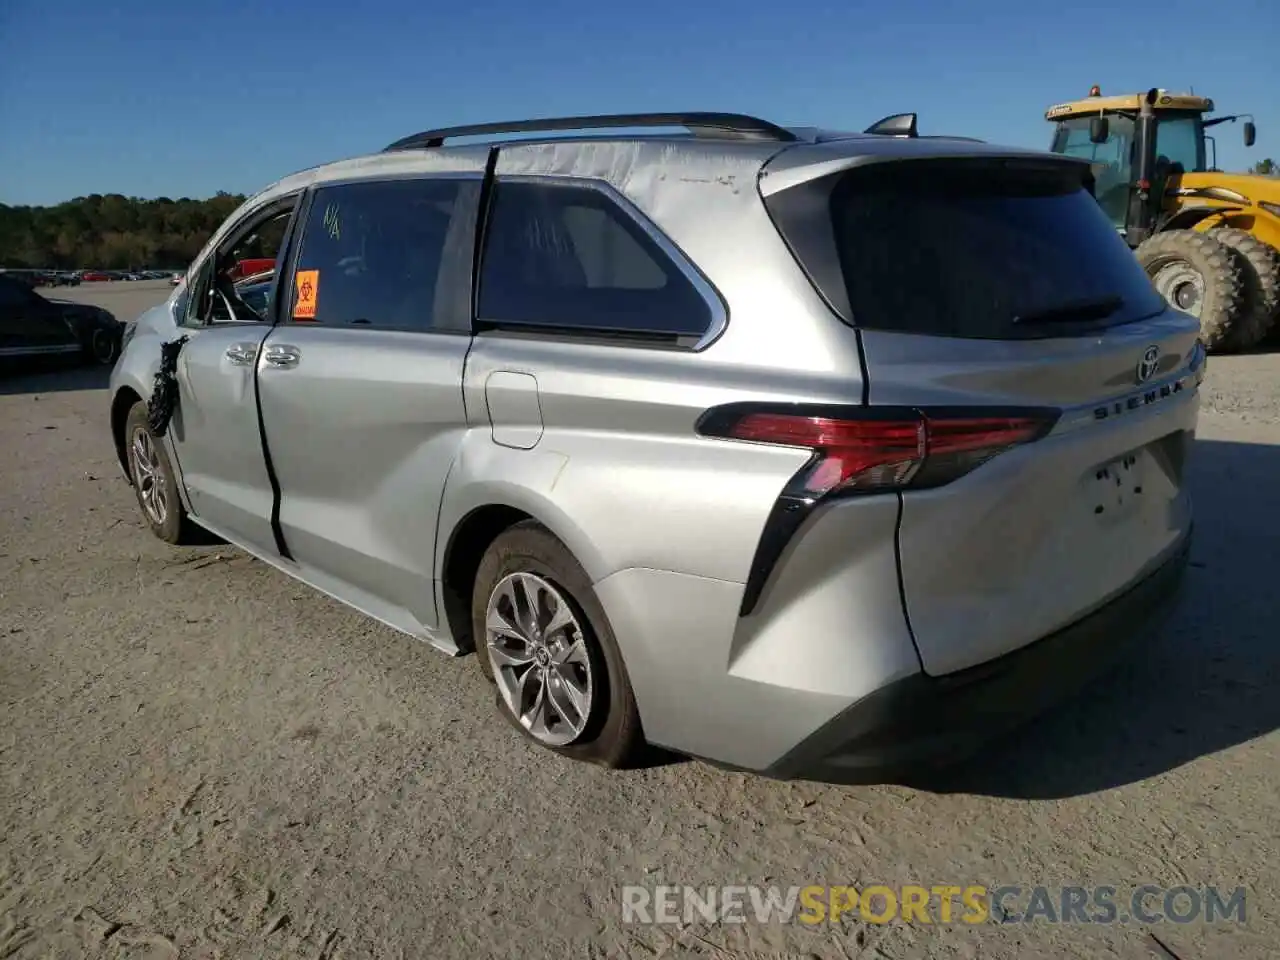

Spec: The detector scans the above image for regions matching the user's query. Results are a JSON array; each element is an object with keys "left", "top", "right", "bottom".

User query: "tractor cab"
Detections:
[
  {"left": 1043, "top": 86, "right": 1278, "bottom": 355},
  {"left": 1045, "top": 87, "right": 1255, "bottom": 242}
]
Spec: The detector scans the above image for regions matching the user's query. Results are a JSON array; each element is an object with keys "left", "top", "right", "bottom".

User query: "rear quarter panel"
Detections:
[{"left": 441, "top": 336, "right": 816, "bottom": 586}]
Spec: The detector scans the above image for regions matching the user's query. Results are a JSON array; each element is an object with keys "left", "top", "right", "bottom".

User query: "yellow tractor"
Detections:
[{"left": 1045, "top": 86, "right": 1280, "bottom": 352}]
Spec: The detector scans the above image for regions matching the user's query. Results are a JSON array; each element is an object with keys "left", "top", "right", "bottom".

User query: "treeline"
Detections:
[
  {"left": 2, "top": 161, "right": 1276, "bottom": 269},
  {"left": 0, "top": 192, "right": 248, "bottom": 270}
]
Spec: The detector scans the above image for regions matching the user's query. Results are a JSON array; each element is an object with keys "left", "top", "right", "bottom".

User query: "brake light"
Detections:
[{"left": 704, "top": 406, "right": 1057, "bottom": 498}]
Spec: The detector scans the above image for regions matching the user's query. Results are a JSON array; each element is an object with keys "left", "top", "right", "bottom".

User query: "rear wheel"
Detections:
[
  {"left": 89, "top": 327, "right": 119, "bottom": 365},
  {"left": 1135, "top": 229, "right": 1245, "bottom": 353},
  {"left": 472, "top": 521, "right": 643, "bottom": 768},
  {"left": 1209, "top": 227, "right": 1280, "bottom": 349}
]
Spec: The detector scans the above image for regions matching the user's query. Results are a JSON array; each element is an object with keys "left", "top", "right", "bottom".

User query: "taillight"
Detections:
[
  {"left": 698, "top": 405, "right": 1057, "bottom": 499},
  {"left": 696, "top": 403, "right": 1060, "bottom": 616}
]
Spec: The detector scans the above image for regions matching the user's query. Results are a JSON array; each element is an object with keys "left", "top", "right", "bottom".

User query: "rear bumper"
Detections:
[{"left": 764, "top": 529, "right": 1191, "bottom": 783}]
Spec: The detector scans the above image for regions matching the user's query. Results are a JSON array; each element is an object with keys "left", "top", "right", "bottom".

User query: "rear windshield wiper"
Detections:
[{"left": 1012, "top": 295, "right": 1125, "bottom": 326}]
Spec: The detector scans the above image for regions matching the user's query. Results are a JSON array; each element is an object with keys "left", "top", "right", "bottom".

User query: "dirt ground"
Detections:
[{"left": 1, "top": 282, "right": 1277, "bottom": 959}]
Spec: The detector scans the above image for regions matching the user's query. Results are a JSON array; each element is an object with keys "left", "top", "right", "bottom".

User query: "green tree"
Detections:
[
  {"left": 0, "top": 192, "right": 248, "bottom": 268},
  {"left": 1251, "top": 157, "right": 1276, "bottom": 176}
]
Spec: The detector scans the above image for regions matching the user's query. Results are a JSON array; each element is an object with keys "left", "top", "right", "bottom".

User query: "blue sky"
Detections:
[{"left": 1, "top": 0, "right": 1276, "bottom": 206}]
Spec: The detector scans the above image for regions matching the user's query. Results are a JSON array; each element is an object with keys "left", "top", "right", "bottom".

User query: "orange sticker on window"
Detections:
[{"left": 293, "top": 269, "right": 319, "bottom": 320}]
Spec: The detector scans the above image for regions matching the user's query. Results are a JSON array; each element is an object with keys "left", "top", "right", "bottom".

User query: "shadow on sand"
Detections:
[
  {"left": 903, "top": 435, "right": 1280, "bottom": 799},
  {"left": 0, "top": 359, "right": 112, "bottom": 396}
]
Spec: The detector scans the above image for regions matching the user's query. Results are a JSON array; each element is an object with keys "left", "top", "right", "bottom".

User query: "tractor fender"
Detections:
[{"left": 1158, "top": 204, "right": 1242, "bottom": 234}]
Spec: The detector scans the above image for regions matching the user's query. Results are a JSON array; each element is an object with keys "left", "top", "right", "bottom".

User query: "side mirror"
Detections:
[
  {"left": 1244, "top": 121, "right": 1256, "bottom": 147},
  {"left": 1089, "top": 115, "right": 1110, "bottom": 144}
]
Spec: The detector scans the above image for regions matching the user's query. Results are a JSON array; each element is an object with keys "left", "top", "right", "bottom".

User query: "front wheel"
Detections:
[
  {"left": 472, "top": 521, "right": 643, "bottom": 768},
  {"left": 1135, "top": 229, "right": 1245, "bottom": 353},
  {"left": 123, "top": 401, "right": 198, "bottom": 544}
]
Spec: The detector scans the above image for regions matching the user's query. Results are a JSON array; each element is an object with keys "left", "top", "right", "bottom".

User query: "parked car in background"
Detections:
[
  {"left": 81, "top": 271, "right": 111, "bottom": 282},
  {"left": 107, "top": 110, "right": 1201, "bottom": 780},
  {"left": 226, "top": 257, "right": 276, "bottom": 282},
  {"left": 0, "top": 270, "right": 43, "bottom": 289},
  {"left": 0, "top": 273, "right": 123, "bottom": 366},
  {"left": 234, "top": 270, "right": 274, "bottom": 319}
]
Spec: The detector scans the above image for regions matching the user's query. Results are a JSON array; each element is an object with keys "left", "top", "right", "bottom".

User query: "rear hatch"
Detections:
[{"left": 763, "top": 150, "right": 1201, "bottom": 675}]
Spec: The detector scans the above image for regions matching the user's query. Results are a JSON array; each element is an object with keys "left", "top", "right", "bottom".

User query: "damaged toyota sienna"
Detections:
[{"left": 108, "top": 111, "right": 1202, "bottom": 781}]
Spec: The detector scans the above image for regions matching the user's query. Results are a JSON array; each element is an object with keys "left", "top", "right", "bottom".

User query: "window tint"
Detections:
[
  {"left": 478, "top": 181, "right": 711, "bottom": 338},
  {"left": 823, "top": 161, "right": 1165, "bottom": 339},
  {"left": 288, "top": 179, "right": 468, "bottom": 331},
  {"left": 1154, "top": 116, "right": 1204, "bottom": 173}
]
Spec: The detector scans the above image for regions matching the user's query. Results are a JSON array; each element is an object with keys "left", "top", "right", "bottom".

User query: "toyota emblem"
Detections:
[{"left": 1136, "top": 345, "right": 1160, "bottom": 384}]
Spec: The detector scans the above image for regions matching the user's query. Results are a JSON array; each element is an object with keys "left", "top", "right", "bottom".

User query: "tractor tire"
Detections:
[
  {"left": 1209, "top": 227, "right": 1280, "bottom": 349},
  {"left": 1135, "top": 229, "right": 1245, "bottom": 353}
]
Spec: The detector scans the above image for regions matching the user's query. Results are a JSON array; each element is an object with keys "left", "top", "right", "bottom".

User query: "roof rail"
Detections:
[{"left": 382, "top": 112, "right": 799, "bottom": 152}]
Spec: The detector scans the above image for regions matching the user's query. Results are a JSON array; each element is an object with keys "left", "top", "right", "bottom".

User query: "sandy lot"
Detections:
[{"left": 2, "top": 282, "right": 1278, "bottom": 959}]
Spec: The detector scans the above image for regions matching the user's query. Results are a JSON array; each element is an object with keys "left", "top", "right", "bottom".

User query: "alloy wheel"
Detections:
[
  {"left": 485, "top": 572, "right": 595, "bottom": 747},
  {"left": 129, "top": 427, "right": 168, "bottom": 526}
]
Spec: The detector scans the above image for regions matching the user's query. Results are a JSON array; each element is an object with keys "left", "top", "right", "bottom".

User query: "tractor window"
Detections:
[
  {"left": 1050, "top": 116, "right": 1135, "bottom": 227},
  {"left": 1154, "top": 115, "right": 1205, "bottom": 173}
]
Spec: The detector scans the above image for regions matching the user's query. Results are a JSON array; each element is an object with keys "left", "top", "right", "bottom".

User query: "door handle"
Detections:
[
  {"left": 263, "top": 344, "right": 300, "bottom": 368},
  {"left": 225, "top": 341, "right": 259, "bottom": 366}
]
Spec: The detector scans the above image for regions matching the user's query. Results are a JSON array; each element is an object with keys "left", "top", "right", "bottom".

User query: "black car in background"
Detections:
[
  {"left": 0, "top": 269, "right": 80, "bottom": 288},
  {"left": 0, "top": 274, "right": 123, "bottom": 368}
]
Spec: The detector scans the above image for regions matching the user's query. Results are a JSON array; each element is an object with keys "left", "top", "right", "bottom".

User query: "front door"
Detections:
[
  {"left": 167, "top": 195, "right": 302, "bottom": 553},
  {"left": 255, "top": 172, "right": 482, "bottom": 629},
  {"left": 168, "top": 320, "right": 276, "bottom": 549}
]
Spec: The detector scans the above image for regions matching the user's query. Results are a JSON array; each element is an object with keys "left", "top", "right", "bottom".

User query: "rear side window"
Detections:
[
  {"left": 478, "top": 180, "right": 712, "bottom": 339},
  {"left": 770, "top": 160, "right": 1167, "bottom": 339},
  {"left": 287, "top": 178, "right": 474, "bottom": 332}
]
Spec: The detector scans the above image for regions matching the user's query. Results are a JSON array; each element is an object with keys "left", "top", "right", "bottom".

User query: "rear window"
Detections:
[{"left": 770, "top": 159, "right": 1167, "bottom": 339}]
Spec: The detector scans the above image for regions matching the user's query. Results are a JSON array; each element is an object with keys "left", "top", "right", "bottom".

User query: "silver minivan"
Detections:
[{"left": 108, "top": 112, "right": 1201, "bottom": 780}]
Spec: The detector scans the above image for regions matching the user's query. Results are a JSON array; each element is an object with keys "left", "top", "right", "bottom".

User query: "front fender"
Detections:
[
  {"left": 107, "top": 300, "right": 183, "bottom": 484},
  {"left": 1160, "top": 204, "right": 1240, "bottom": 233},
  {"left": 1162, "top": 186, "right": 1280, "bottom": 250}
]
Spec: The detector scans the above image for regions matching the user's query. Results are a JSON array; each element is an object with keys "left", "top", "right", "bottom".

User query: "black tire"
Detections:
[
  {"left": 1210, "top": 227, "right": 1280, "bottom": 349},
  {"left": 472, "top": 520, "right": 643, "bottom": 768},
  {"left": 1135, "top": 229, "right": 1245, "bottom": 352},
  {"left": 88, "top": 327, "right": 119, "bottom": 365},
  {"left": 123, "top": 401, "right": 199, "bottom": 545}
]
